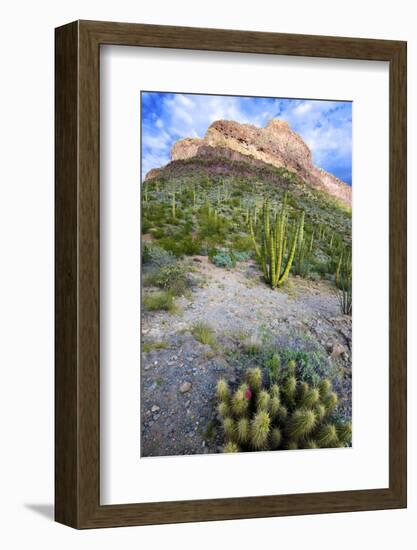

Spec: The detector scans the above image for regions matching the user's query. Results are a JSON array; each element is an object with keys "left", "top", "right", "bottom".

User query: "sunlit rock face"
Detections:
[{"left": 147, "top": 119, "right": 351, "bottom": 208}]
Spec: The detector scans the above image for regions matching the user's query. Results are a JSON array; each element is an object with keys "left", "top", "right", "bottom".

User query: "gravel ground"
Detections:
[{"left": 141, "top": 257, "right": 352, "bottom": 457}]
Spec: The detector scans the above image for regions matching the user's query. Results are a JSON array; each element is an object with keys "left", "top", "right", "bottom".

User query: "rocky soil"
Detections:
[{"left": 141, "top": 257, "right": 352, "bottom": 457}]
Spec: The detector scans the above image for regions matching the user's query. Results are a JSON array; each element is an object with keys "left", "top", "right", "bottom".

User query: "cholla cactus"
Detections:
[
  {"left": 288, "top": 409, "right": 317, "bottom": 440},
  {"left": 245, "top": 367, "right": 262, "bottom": 393},
  {"left": 216, "top": 360, "right": 351, "bottom": 454},
  {"left": 337, "top": 422, "right": 352, "bottom": 445},
  {"left": 251, "top": 411, "right": 271, "bottom": 450},
  {"left": 223, "top": 417, "right": 235, "bottom": 440},
  {"left": 232, "top": 385, "right": 250, "bottom": 417},
  {"left": 237, "top": 417, "right": 250, "bottom": 444},
  {"left": 218, "top": 401, "right": 230, "bottom": 419},
  {"left": 316, "top": 424, "right": 338, "bottom": 447},
  {"left": 216, "top": 378, "right": 230, "bottom": 402},
  {"left": 269, "top": 396, "right": 281, "bottom": 418},
  {"left": 224, "top": 441, "right": 240, "bottom": 453},
  {"left": 270, "top": 427, "right": 282, "bottom": 449},
  {"left": 257, "top": 390, "right": 270, "bottom": 411}
]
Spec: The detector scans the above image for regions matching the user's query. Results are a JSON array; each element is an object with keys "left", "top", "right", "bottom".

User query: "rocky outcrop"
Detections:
[{"left": 146, "top": 119, "right": 351, "bottom": 208}]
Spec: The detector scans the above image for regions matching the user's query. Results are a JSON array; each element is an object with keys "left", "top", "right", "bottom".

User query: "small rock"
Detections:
[
  {"left": 179, "top": 381, "right": 192, "bottom": 393},
  {"left": 151, "top": 405, "right": 160, "bottom": 413},
  {"left": 331, "top": 343, "right": 347, "bottom": 359},
  {"left": 325, "top": 341, "right": 334, "bottom": 352}
]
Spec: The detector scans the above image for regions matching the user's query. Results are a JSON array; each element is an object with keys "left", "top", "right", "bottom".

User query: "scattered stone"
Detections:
[
  {"left": 151, "top": 405, "right": 160, "bottom": 413},
  {"left": 325, "top": 341, "right": 334, "bottom": 352},
  {"left": 179, "top": 381, "right": 192, "bottom": 393},
  {"left": 331, "top": 342, "right": 347, "bottom": 359},
  {"left": 141, "top": 261, "right": 352, "bottom": 458}
]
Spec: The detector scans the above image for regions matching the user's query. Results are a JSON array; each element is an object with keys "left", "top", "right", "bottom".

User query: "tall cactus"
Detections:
[
  {"left": 335, "top": 247, "right": 352, "bottom": 315},
  {"left": 250, "top": 195, "right": 303, "bottom": 288},
  {"left": 171, "top": 190, "right": 176, "bottom": 219}
]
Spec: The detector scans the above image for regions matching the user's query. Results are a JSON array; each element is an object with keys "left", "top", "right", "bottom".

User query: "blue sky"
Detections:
[{"left": 141, "top": 92, "right": 352, "bottom": 185}]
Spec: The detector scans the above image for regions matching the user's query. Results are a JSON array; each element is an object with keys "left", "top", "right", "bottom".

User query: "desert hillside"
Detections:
[{"left": 141, "top": 117, "right": 352, "bottom": 457}]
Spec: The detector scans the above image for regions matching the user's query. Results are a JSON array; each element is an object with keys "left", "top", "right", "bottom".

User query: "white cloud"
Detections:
[{"left": 141, "top": 93, "right": 351, "bottom": 183}]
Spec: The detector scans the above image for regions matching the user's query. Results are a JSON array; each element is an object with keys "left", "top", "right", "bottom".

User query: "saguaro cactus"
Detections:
[
  {"left": 171, "top": 190, "right": 176, "bottom": 219},
  {"left": 250, "top": 195, "right": 303, "bottom": 288}
]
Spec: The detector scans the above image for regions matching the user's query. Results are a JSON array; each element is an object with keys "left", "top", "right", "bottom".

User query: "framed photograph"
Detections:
[{"left": 55, "top": 20, "right": 407, "bottom": 528}]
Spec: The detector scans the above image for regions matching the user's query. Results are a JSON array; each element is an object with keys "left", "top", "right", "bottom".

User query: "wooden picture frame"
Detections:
[{"left": 55, "top": 20, "right": 407, "bottom": 528}]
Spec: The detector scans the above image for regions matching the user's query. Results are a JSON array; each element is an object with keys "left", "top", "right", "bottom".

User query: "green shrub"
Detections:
[
  {"left": 142, "top": 243, "right": 176, "bottom": 268},
  {"left": 149, "top": 227, "right": 165, "bottom": 239},
  {"left": 153, "top": 264, "right": 190, "bottom": 296},
  {"left": 142, "top": 340, "right": 168, "bottom": 352},
  {"left": 191, "top": 322, "right": 216, "bottom": 347},
  {"left": 211, "top": 250, "right": 236, "bottom": 269},
  {"left": 232, "top": 234, "right": 253, "bottom": 252},
  {"left": 141, "top": 218, "right": 153, "bottom": 234},
  {"left": 143, "top": 291, "right": 175, "bottom": 312},
  {"left": 157, "top": 234, "right": 201, "bottom": 257},
  {"left": 232, "top": 251, "right": 251, "bottom": 262}
]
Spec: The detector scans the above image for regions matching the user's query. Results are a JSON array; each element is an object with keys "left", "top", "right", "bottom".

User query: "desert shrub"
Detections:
[
  {"left": 142, "top": 340, "right": 168, "bottom": 352},
  {"left": 191, "top": 322, "right": 216, "bottom": 347},
  {"left": 143, "top": 202, "right": 167, "bottom": 223},
  {"left": 157, "top": 235, "right": 200, "bottom": 257},
  {"left": 148, "top": 227, "right": 165, "bottom": 239},
  {"left": 197, "top": 205, "right": 230, "bottom": 242},
  {"left": 279, "top": 349, "right": 331, "bottom": 387},
  {"left": 242, "top": 333, "right": 263, "bottom": 356},
  {"left": 216, "top": 363, "right": 351, "bottom": 453},
  {"left": 153, "top": 264, "right": 190, "bottom": 296},
  {"left": 211, "top": 249, "right": 236, "bottom": 269},
  {"left": 143, "top": 291, "right": 175, "bottom": 312},
  {"left": 232, "top": 251, "right": 251, "bottom": 262},
  {"left": 232, "top": 234, "right": 253, "bottom": 252},
  {"left": 181, "top": 236, "right": 201, "bottom": 255},
  {"left": 141, "top": 217, "right": 153, "bottom": 234},
  {"left": 142, "top": 243, "right": 176, "bottom": 268},
  {"left": 309, "top": 271, "right": 321, "bottom": 282}
]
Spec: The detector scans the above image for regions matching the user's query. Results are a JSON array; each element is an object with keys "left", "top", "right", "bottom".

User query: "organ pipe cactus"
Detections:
[
  {"left": 216, "top": 360, "right": 351, "bottom": 453},
  {"left": 249, "top": 195, "right": 304, "bottom": 288},
  {"left": 335, "top": 246, "right": 352, "bottom": 315}
]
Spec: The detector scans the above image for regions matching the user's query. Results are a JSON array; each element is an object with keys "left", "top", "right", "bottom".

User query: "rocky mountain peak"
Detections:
[{"left": 148, "top": 118, "right": 351, "bottom": 208}]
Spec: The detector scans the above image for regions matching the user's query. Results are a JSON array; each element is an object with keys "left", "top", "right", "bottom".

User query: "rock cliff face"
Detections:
[{"left": 146, "top": 119, "right": 351, "bottom": 208}]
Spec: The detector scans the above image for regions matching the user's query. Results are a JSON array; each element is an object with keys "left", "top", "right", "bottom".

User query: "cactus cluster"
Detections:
[
  {"left": 249, "top": 195, "right": 304, "bottom": 288},
  {"left": 216, "top": 363, "right": 351, "bottom": 453}
]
